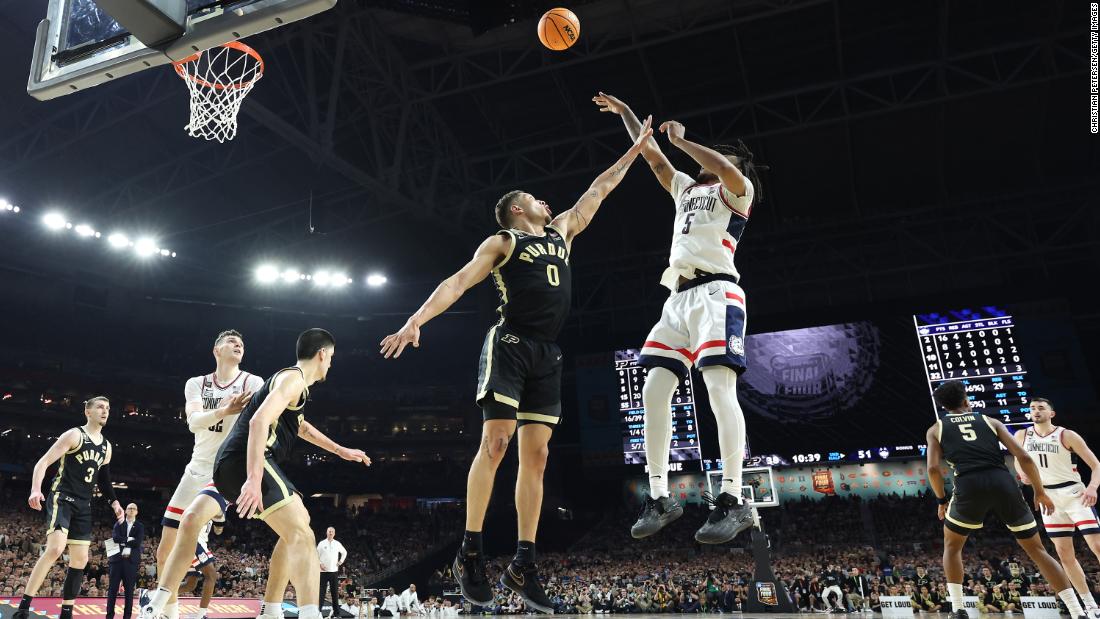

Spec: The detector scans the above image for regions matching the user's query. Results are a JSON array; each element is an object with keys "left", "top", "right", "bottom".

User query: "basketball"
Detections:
[{"left": 538, "top": 8, "right": 581, "bottom": 51}]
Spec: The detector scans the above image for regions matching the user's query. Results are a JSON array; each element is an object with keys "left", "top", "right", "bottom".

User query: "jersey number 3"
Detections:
[{"left": 84, "top": 466, "right": 96, "bottom": 483}]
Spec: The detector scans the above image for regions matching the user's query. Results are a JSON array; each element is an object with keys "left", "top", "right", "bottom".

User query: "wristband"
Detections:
[{"left": 937, "top": 495, "right": 950, "bottom": 505}]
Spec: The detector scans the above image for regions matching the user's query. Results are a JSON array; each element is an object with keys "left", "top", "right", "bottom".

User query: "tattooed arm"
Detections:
[
  {"left": 593, "top": 92, "right": 676, "bottom": 193},
  {"left": 552, "top": 115, "right": 653, "bottom": 243}
]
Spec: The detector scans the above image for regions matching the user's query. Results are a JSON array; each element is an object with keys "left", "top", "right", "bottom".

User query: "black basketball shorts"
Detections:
[
  {"left": 212, "top": 455, "right": 299, "bottom": 521},
  {"left": 475, "top": 325, "right": 562, "bottom": 427},
  {"left": 945, "top": 467, "right": 1038, "bottom": 538},
  {"left": 44, "top": 491, "right": 93, "bottom": 544}
]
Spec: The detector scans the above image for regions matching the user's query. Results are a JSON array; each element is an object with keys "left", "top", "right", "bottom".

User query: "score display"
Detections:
[
  {"left": 616, "top": 349, "right": 702, "bottom": 468},
  {"left": 914, "top": 308, "right": 1032, "bottom": 426}
]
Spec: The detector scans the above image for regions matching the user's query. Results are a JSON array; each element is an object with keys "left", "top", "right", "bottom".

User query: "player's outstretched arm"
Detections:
[
  {"left": 1063, "top": 430, "right": 1100, "bottom": 506},
  {"left": 924, "top": 424, "right": 948, "bottom": 520},
  {"left": 552, "top": 116, "right": 653, "bottom": 243},
  {"left": 660, "top": 120, "right": 751, "bottom": 215},
  {"left": 992, "top": 418, "right": 1054, "bottom": 515},
  {"left": 237, "top": 370, "right": 304, "bottom": 518},
  {"left": 298, "top": 419, "right": 371, "bottom": 467},
  {"left": 28, "top": 428, "right": 81, "bottom": 510},
  {"left": 379, "top": 234, "right": 509, "bottom": 359},
  {"left": 593, "top": 92, "right": 675, "bottom": 192}
]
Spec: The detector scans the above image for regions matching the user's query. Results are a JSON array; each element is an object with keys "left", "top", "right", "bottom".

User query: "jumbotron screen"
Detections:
[{"left": 590, "top": 301, "right": 1096, "bottom": 471}]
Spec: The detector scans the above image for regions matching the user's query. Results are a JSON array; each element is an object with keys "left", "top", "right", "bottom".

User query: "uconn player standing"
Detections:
[
  {"left": 594, "top": 92, "right": 765, "bottom": 544},
  {"left": 1015, "top": 397, "right": 1100, "bottom": 613},
  {"left": 151, "top": 330, "right": 261, "bottom": 619}
]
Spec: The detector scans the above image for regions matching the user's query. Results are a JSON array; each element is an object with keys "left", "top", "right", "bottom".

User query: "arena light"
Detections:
[
  {"left": 331, "top": 273, "right": 351, "bottom": 287},
  {"left": 134, "top": 237, "right": 158, "bottom": 258},
  {"left": 74, "top": 224, "right": 96, "bottom": 237},
  {"left": 366, "top": 273, "right": 388, "bottom": 287},
  {"left": 42, "top": 211, "right": 66, "bottom": 230},
  {"left": 107, "top": 233, "right": 130, "bottom": 249},
  {"left": 313, "top": 270, "right": 332, "bottom": 287},
  {"left": 280, "top": 268, "right": 301, "bottom": 284},
  {"left": 255, "top": 264, "right": 279, "bottom": 284}
]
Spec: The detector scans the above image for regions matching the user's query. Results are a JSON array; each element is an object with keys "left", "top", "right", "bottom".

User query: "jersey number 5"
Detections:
[
  {"left": 681, "top": 213, "right": 696, "bottom": 234},
  {"left": 959, "top": 423, "right": 977, "bottom": 441}
]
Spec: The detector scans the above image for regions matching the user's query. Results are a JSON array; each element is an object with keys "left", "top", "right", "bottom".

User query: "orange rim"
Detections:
[{"left": 173, "top": 41, "right": 265, "bottom": 91}]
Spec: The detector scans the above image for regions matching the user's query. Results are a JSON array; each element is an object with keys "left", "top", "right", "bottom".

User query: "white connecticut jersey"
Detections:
[
  {"left": 660, "top": 171, "right": 754, "bottom": 291},
  {"left": 1022, "top": 426, "right": 1081, "bottom": 486},
  {"left": 183, "top": 372, "right": 264, "bottom": 475}
]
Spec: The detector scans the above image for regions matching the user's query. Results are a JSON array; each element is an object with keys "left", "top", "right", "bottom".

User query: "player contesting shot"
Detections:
[
  {"left": 380, "top": 117, "right": 655, "bottom": 613},
  {"left": 925, "top": 380, "right": 1090, "bottom": 619}
]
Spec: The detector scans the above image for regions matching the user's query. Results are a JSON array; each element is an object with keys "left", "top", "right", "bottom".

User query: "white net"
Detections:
[{"left": 173, "top": 42, "right": 264, "bottom": 143}]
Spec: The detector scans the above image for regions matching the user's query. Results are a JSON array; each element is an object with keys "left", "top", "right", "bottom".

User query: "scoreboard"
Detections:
[
  {"left": 914, "top": 309, "right": 1032, "bottom": 426},
  {"left": 616, "top": 349, "right": 702, "bottom": 468}
]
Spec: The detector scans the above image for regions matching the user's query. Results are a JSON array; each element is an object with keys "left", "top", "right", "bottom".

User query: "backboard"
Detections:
[
  {"left": 706, "top": 465, "right": 779, "bottom": 508},
  {"left": 28, "top": 0, "right": 336, "bottom": 100}
]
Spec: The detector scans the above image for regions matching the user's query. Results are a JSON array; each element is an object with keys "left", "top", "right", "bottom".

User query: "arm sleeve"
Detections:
[
  {"left": 185, "top": 378, "right": 217, "bottom": 432},
  {"left": 97, "top": 463, "right": 119, "bottom": 504}
]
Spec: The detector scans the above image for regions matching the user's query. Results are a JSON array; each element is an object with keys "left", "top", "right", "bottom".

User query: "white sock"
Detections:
[
  {"left": 166, "top": 601, "right": 180, "bottom": 619},
  {"left": 702, "top": 366, "right": 747, "bottom": 499},
  {"left": 947, "top": 583, "right": 964, "bottom": 612},
  {"left": 642, "top": 367, "right": 678, "bottom": 499},
  {"left": 298, "top": 604, "right": 321, "bottom": 619},
  {"left": 1081, "top": 591, "right": 1098, "bottom": 610},
  {"left": 147, "top": 588, "right": 172, "bottom": 613},
  {"left": 1059, "top": 589, "right": 1085, "bottom": 617},
  {"left": 196, "top": 609, "right": 208, "bottom": 619},
  {"left": 259, "top": 600, "right": 284, "bottom": 618}
]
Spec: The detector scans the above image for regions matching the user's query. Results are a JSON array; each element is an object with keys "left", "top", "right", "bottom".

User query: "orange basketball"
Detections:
[{"left": 538, "top": 8, "right": 581, "bottom": 51}]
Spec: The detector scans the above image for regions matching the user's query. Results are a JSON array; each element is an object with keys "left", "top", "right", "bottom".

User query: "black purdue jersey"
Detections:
[
  {"left": 51, "top": 427, "right": 109, "bottom": 500},
  {"left": 216, "top": 367, "right": 308, "bottom": 465},
  {"left": 491, "top": 226, "right": 572, "bottom": 341},
  {"left": 938, "top": 411, "right": 1007, "bottom": 475}
]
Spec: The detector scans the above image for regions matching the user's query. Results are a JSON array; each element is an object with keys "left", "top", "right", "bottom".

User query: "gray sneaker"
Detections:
[
  {"left": 630, "top": 495, "right": 684, "bottom": 539},
  {"left": 694, "top": 491, "right": 754, "bottom": 544}
]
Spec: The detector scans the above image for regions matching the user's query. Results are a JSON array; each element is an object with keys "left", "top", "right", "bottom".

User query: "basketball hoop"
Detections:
[{"left": 173, "top": 41, "right": 264, "bottom": 143}]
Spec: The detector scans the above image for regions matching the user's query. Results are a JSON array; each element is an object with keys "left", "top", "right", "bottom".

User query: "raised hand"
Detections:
[
  {"left": 592, "top": 91, "right": 627, "bottom": 115},
  {"left": 625, "top": 115, "right": 653, "bottom": 156},
  {"left": 223, "top": 390, "right": 253, "bottom": 415},
  {"left": 659, "top": 120, "right": 686, "bottom": 143},
  {"left": 380, "top": 320, "right": 421, "bottom": 359}
]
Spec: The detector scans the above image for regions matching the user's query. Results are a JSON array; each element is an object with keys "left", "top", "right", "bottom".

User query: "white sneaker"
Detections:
[{"left": 139, "top": 607, "right": 167, "bottom": 619}]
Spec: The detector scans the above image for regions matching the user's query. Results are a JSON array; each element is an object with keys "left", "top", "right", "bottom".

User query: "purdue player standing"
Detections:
[
  {"left": 380, "top": 118, "right": 655, "bottom": 613},
  {"left": 925, "top": 380, "right": 1089, "bottom": 619},
  {"left": 151, "top": 330, "right": 261, "bottom": 619},
  {"left": 15, "top": 397, "right": 124, "bottom": 619},
  {"left": 1014, "top": 397, "right": 1100, "bottom": 612},
  {"left": 142, "top": 329, "right": 371, "bottom": 619}
]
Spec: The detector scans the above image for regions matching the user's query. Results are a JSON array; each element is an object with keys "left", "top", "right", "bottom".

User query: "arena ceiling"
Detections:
[{"left": 0, "top": 0, "right": 1094, "bottom": 333}]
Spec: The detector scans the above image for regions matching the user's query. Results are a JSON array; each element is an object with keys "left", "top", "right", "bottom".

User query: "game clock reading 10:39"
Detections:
[{"left": 914, "top": 308, "right": 1031, "bottom": 427}]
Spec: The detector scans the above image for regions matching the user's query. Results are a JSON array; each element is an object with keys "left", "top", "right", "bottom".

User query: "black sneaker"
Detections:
[
  {"left": 949, "top": 610, "right": 969, "bottom": 619},
  {"left": 694, "top": 491, "right": 754, "bottom": 544},
  {"left": 12, "top": 611, "right": 30, "bottom": 619},
  {"left": 630, "top": 495, "right": 684, "bottom": 539},
  {"left": 453, "top": 553, "right": 494, "bottom": 606},
  {"left": 501, "top": 561, "right": 554, "bottom": 614}
]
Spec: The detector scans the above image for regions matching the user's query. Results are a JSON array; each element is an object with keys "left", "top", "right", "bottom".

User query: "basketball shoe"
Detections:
[{"left": 630, "top": 495, "right": 683, "bottom": 539}]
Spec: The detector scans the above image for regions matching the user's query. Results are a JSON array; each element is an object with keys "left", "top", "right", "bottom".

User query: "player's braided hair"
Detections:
[{"left": 714, "top": 140, "right": 768, "bottom": 205}]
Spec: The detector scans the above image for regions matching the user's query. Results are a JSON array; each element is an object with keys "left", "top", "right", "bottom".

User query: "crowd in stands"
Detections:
[
  {"left": 444, "top": 493, "right": 1099, "bottom": 615},
  {"left": 0, "top": 488, "right": 461, "bottom": 602}
]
